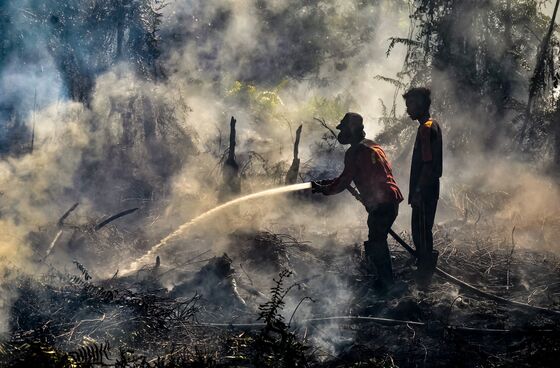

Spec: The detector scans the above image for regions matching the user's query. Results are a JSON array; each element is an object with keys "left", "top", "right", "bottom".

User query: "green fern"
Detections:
[{"left": 253, "top": 269, "right": 311, "bottom": 367}]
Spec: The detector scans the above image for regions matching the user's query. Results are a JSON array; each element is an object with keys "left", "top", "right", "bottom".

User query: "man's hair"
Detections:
[{"left": 403, "top": 87, "right": 431, "bottom": 109}]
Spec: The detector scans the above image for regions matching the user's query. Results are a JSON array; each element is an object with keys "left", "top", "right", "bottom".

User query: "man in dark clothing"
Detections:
[
  {"left": 403, "top": 87, "right": 443, "bottom": 285},
  {"left": 312, "top": 112, "right": 403, "bottom": 289}
]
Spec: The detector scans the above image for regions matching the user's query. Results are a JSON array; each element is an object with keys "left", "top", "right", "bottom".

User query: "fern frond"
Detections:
[
  {"left": 386, "top": 37, "right": 421, "bottom": 57},
  {"left": 70, "top": 341, "right": 111, "bottom": 364},
  {"left": 73, "top": 260, "right": 92, "bottom": 281},
  {"left": 374, "top": 75, "right": 406, "bottom": 89}
]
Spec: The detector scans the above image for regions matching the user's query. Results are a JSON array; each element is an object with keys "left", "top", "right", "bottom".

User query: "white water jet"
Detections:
[
  {"left": 122, "top": 182, "right": 312, "bottom": 274},
  {"left": 45, "top": 229, "right": 63, "bottom": 258}
]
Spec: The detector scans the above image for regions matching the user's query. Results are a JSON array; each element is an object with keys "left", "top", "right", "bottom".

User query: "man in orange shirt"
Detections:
[
  {"left": 312, "top": 113, "right": 403, "bottom": 290},
  {"left": 403, "top": 87, "right": 443, "bottom": 285}
]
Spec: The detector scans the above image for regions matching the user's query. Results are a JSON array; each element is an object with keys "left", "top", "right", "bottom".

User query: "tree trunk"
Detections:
[{"left": 524, "top": 0, "right": 559, "bottom": 118}]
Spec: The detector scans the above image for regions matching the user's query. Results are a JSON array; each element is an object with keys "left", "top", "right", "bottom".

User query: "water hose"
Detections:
[{"left": 193, "top": 317, "right": 557, "bottom": 335}]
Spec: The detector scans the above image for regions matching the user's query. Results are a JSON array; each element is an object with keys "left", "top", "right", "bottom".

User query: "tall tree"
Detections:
[{"left": 383, "top": 0, "right": 558, "bottom": 162}]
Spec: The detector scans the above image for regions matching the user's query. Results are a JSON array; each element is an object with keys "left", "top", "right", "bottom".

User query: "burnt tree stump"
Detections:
[
  {"left": 285, "top": 124, "right": 302, "bottom": 185},
  {"left": 221, "top": 116, "right": 241, "bottom": 198}
]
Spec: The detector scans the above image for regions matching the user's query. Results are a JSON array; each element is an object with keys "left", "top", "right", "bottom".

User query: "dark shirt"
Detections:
[
  {"left": 409, "top": 119, "right": 443, "bottom": 203},
  {"left": 323, "top": 139, "right": 403, "bottom": 208}
]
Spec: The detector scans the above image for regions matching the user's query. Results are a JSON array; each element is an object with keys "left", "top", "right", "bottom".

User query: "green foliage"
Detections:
[
  {"left": 226, "top": 80, "right": 287, "bottom": 116},
  {"left": 253, "top": 269, "right": 311, "bottom": 367},
  {"left": 257, "top": 269, "right": 293, "bottom": 328},
  {"left": 381, "top": 0, "right": 559, "bottom": 159},
  {"left": 305, "top": 95, "right": 355, "bottom": 125},
  {"left": 386, "top": 37, "right": 422, "bottom": 58},
  {"left": 374, "top": 75, "right": 407, "bottom": 89},
  {"left": 374, "top": 98, "right": 415, "bottom": 160}
]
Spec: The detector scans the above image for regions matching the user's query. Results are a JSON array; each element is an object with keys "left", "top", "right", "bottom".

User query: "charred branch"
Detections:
[
  {"left": 57, "top": 202, "right": 79, "bottom": 228},
  {"left": 94, "top": 207, "right": 139, "bottom": 231},
  {"left": 313, "top": 117, "right": 337, "bottom": 139}
]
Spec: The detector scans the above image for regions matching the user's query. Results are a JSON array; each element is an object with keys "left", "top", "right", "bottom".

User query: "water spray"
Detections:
[
  {"left": 122, "top": 182, "right": 312, "bottom": 274},
  {"left": 44, "top": 229, "right": 63, "bottom": 258}
]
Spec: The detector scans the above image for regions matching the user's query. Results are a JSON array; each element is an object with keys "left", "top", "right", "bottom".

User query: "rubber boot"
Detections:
[
  {"left": 415, "top": 250, "right": 439, "bottom": 288},
  {"left": 364, "top": 241, "right": 394, "bottom": 292},
  {"left": 363, "top": 241, "right": 375, "bottom": 273},
  {"left": 374, "top": 257, "right": 394, "bottom": 292}
]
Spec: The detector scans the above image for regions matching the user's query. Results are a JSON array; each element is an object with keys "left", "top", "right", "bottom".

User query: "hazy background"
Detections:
[{"left": 0, "top": 0, "right": 559, "bottom": 338}]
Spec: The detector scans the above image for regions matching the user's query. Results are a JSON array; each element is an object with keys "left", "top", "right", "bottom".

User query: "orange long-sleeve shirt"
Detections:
[{"left": 323, "top": 139, "right": 403, "bottom": 208}]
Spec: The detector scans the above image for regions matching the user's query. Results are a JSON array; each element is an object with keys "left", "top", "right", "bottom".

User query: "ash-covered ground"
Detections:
[{"left": 3, "top": 197, "right": 560, "bottom": 367}]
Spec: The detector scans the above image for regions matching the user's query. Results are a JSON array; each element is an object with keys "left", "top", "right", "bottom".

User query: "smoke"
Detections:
[
  {"left": 441, "top": 156, "right": 560, "bottom": 251},
  {"left": 160, "top": 0, "right": 408, "bottom": 137},
  {"left": 0, "top": 1, "right": 64, "bottom": 155},
  {"left": 0, "top": 101, "right": 90, "bottom": 244},
  {"left": 1, "top": 0, "right": 558, "bottom": 353},
  {"left": 0, "top": 0, "right": 405, "bottom": 274}
]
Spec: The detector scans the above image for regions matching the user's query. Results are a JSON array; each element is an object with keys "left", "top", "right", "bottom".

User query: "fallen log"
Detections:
[
  {"left": 44, "top": 202, "right": 80, "bottom": 258},
  {"left": 58, "top": 202, "right": 79, "bottom": 227}
]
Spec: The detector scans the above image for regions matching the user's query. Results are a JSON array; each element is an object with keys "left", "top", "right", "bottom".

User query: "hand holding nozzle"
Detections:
[{"left": 311, "top": 179, "right": 334, "bottom": 194}]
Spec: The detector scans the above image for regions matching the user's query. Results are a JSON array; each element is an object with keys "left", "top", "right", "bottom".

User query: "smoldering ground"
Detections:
[{"left": 0, "top": 0, "right": 559, "bottom": 365}]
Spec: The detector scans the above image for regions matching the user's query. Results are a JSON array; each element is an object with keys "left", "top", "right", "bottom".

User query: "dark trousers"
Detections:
[
  {"left": 411, "top": 198, "right": 438, "bottom": 261},
  {"left": 365, "top": 203, "right": 399, "bottom": 285}
]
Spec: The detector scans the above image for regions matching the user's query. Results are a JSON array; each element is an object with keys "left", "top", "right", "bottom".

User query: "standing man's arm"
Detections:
[{"left": 433, "top": 123, "right": 443, "bottom": 179}]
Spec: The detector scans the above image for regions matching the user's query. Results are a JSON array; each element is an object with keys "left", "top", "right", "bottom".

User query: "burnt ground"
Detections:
[{"left": 2, "top": 219, "right": 560, "bottom": 367}]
